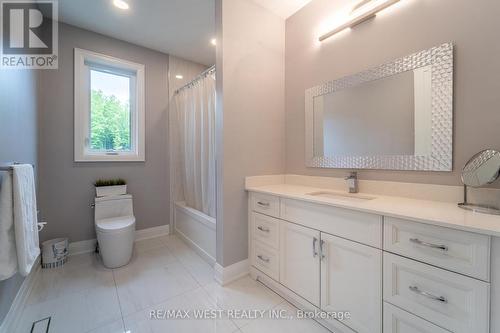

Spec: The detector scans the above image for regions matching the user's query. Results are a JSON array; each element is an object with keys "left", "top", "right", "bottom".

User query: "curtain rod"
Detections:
[{"left": 174, "top": 65, "right": 215, "bottom": 95}]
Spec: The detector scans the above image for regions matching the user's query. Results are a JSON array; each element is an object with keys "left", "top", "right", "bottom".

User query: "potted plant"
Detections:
[{"left": 94, "top": 178, "right": 127, "bottom": 197}]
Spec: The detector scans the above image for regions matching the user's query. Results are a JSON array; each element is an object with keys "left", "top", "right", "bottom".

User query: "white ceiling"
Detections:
[
  {"left": 251, "top": 0, "right": 313, "bottom": 19},
  {"left": 52, "top": 0, "right": 312, "bottom": 66},
  {"left": 54, "top": 0, "right": 216, "bottom": 65}
]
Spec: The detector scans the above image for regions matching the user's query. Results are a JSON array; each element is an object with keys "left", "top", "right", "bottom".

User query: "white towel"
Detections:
[
  {"left": 0, "top": 171, "right": 18, "bottom": 280},
  {"left": 12, "top": 165, "right": 40, "bottom": 276}
]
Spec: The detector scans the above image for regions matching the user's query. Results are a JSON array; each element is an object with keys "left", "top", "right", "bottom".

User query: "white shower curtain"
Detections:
[{"left": 172, "top": 69, "right": 216, "bottom": 218}]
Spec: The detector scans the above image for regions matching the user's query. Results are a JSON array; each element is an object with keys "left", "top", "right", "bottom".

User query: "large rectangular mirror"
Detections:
[{"left": 305, "top": 43, "right": 453, "bottom": 171}]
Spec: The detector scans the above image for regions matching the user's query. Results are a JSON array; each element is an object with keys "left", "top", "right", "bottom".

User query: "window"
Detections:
[{"left": 74, "top": 48, "right": 145, "bottom": 161}]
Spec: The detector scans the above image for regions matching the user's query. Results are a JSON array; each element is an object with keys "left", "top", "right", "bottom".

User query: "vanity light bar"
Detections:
[{"left": 319, "top": 0, "right": 400, "bottom": 42}]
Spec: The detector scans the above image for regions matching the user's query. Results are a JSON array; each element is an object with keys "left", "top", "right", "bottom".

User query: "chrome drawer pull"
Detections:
[
  {"left": 256, "top": 201, "right": 270, "bottom": 207},
  {"left": 320, "top": 239, "right": 326, "bottom": 260},
  {"left": 257, "top": 255, "right": 270, "bottom": 263},
  {"left": 409, "top": 238, "right": 448, "bottom": 251},
  {"left": 409, "top": 286, "right": 447, "bottom": 303},
  {"left": 313, "top": 237, "right": 318, "bottom": 257},
  {"left": 257, "top": 226, "right": 270, "bottom": 232}
]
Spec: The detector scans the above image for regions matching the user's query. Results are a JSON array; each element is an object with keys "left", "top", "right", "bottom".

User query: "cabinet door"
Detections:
[
  {"left": 279, "top": 221, "right": 321, "bottom": 306},
  {"left": 320, "top": 232, "right": 382, "bottom": 333}
]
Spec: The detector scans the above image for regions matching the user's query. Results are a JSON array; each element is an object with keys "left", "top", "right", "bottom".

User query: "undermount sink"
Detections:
[{"left": 306, "top": 191, "right": 376, "bottom": 203}]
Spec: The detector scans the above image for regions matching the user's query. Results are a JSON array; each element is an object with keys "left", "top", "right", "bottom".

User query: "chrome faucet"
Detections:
[{"left": 345, "top": 172, "right": 358, "bottom": 193}]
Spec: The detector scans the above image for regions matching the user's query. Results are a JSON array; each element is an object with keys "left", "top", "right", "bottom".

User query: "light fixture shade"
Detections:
[{"left": 319, "top": 0, "right": 400, "bottom": 42}]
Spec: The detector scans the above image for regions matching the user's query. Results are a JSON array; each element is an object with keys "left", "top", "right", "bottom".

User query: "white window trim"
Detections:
[{"left": 74, "top": 48, "right": 145, "bottom": 162}]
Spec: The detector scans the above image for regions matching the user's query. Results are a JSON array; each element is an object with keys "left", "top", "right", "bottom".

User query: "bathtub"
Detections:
[{"left": 173, "top": 201, "right": 216, "bottom": 264}]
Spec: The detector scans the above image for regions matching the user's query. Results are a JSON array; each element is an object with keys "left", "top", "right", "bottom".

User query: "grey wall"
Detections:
[
  {"left": 286, "top": 0, "right": 500, "bottom": 186},
  {"left": 38, "top": 23, "right": 170, "bottom": 243},
  {"left": 216, "top": 0, "right": 285, "bottom": 266},
  {"left": 0, "top": 70, "right": 38, "bottom": 324}
]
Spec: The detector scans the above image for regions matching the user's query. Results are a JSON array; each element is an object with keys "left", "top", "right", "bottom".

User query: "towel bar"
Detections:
[
  {"left": 1, "top": 163, "right": 44, "bottom": 233},
  {"left": 0, "top": 163, "right": 35, "bottom": 172}
]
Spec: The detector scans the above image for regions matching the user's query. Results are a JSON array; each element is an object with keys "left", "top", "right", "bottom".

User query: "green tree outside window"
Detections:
[{"left": 90, "top": 89, "right": 131, "bottom": 151}]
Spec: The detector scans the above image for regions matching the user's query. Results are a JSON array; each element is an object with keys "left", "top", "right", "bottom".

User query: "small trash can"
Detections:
[{"left": 41, "top": 238, "right": 68, "bottom": 268}]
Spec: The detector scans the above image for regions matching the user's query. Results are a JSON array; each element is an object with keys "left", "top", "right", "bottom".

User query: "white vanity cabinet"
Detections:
[
  {"left": 247, "top": 190, "right": 492, "bottom": 333},
  {"left": 279, "top": 221, "right": 321, "bottom": 306},
  {"left": 383, "top": 218, "right": 490, "bottom": 333},
  {"left": 249, "top": 192, "right": 383, "bottom": 333},
  {"left": 320, "top": 232, "right": 382, "bottom": 333}
]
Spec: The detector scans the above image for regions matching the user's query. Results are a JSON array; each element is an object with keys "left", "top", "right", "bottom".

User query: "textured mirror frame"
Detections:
[{"left": 305, "top": 42, "right": 453, "bottom": 171}]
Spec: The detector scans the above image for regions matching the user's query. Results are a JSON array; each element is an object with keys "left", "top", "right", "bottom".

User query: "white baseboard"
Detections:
[
  {"left": 135, "top": 224, "right": 170, "bottom": 241},
  {"left": 174, "top": 227, "right": 216, "bottom": 266},
  {"left": 0, "top": 257, "right": 41, "bottom": 333},
  {"left": 68, "top": 224, "right": 170, "bottom": 256},
  {"left": 214, "top": 259, "right": 249, "bottom": 286}
]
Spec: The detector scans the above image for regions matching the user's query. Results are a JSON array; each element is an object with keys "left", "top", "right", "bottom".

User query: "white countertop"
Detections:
[{"left": 246, "top": 183, "right": 500, "bottom": 237}]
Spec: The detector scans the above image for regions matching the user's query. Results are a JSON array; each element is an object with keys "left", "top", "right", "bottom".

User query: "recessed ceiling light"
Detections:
[
  {"left": 113, "top": 0, "right": 129, "bottom": 10},
  {"left": 210, "top": 38, "right": 217, "bottom": 46},
  {"left": 175, "top": 74, "right": 183, "bottom": 79}
]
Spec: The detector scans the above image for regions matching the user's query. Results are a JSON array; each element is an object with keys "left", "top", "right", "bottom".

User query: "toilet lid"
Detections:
[{"left": 96, "top": 216, "right": 135, "bottom": 233}]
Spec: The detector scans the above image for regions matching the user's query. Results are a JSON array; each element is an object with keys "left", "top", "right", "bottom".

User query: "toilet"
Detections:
[{"left": 94, "top": 194, "right": 136, "bottom": 268}]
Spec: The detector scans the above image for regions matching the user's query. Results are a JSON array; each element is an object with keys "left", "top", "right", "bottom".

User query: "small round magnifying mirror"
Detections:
[{"left": 458, "top": 149, "right": 500, "bottom": 214}]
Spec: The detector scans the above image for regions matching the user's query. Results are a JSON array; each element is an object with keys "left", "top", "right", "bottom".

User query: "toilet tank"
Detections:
[{"left": 94, "top": 194, "right": 133, "bottom": 221}]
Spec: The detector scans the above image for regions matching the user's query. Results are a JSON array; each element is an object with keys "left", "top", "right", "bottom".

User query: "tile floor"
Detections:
[{"left": 15, "top": 235, "right": 330, "bottom": 333}]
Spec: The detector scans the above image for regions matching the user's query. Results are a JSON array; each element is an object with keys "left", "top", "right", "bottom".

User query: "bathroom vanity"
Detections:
[
  {"left": 246, "top": 178, "right": 499, "bottom": 333},
  {"left": 244, "top": 41, "right": 499, "bottom": 333}
]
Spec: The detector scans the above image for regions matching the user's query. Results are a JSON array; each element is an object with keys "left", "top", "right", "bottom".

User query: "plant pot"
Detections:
[{"left": 95, "top": 185, "right": 127, "bottom": 197}]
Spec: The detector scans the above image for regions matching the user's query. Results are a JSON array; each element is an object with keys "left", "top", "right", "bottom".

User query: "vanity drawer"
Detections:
[
  {"left": 250, "top": 192, "right": 280, "bottom": 218},
  {"left": 251, "top": 212, "right": 279, "bottom": 250},
  {"left": 383, "top": 302, "right": 450, "bottom": 333},
  {"left": 384, "top": 217, "right": 490, "bottom": 281},
  {"left": 383, "top": 253, "right": 489, "bottom": 333},
  {"left": 280, "top": 198, "right": 382, "bottom": 248},
  {"left": 252, "top": 240, "right": 279, "bottom": 281}
]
